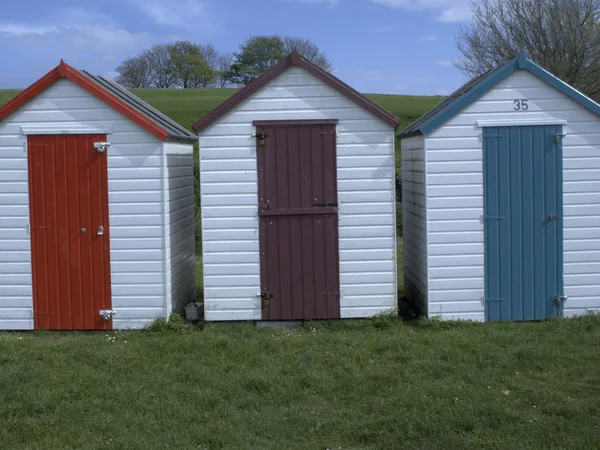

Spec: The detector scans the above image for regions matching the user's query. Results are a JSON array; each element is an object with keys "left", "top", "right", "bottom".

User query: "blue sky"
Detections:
[{"left": 0, "top": 0, "right": 472, "bottom": 94}]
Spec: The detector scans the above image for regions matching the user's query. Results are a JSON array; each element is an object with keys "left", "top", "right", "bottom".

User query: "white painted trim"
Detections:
[
  {"left": 391, "top": 129, "right": 398, "bottom": 313},
  {"left": 164, "top": 143, "right": 194, "bottom": 154},
  {"left": 21, "top": 125, "right": 113, "bottom": 135},
  {"left": 161, "top": 143, "right": 171, "bottom": 320},
  {"left": 476, "top": 119, "right": 567, "bottom": 127}
]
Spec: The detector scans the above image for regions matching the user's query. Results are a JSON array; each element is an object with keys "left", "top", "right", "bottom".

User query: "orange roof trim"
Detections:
[{"left": 0, "top": 60, "right": 170, "bottom": 140}]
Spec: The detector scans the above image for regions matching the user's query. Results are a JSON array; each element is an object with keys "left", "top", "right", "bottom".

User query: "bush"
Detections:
[{"left": 146, "top": 313, "right": 192, "bottom": 332}]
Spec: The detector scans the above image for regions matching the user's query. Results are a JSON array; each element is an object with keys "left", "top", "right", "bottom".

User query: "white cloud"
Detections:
[
  {"left": 131, "top": 0, "right": 216, "bottom": 28},
  {"left": 370, "top": 0, "right": 472, "bottom": 23},
  {"left": 0, "top": 13, "right": 160, "bottom": 85},
  {"left": 418, "top": 34, "right": 437, "bottom": 41},
  {"left": 436, "top": 58, "right": 454, "bottom": 67}
]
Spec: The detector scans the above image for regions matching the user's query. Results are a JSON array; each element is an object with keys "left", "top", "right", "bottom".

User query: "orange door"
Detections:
[{"left": 28, "top": 135, "right": 112, "bottom": 330}]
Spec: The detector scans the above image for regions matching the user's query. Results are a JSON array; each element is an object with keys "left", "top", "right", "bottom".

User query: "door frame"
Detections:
[
  {"left": 26, "top": 132, "right": 113, "bottom": 330},
  {"left": 254, "top": 119, "right": 341, "bottom": 320},
  {"left": 482, "top": 124, "right": 565, "bottom": 321}
]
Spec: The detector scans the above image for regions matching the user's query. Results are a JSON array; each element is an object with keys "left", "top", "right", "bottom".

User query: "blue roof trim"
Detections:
[
  {"left": 524, "top": 60, "right": 600, "bottom": 118},
  {"left": 406, "top": 51, "right": 600, "bottom": 137}
]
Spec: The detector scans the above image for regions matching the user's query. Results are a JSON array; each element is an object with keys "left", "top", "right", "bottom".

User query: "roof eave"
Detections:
[
  {"left": 397, "top": 130, "right": 422, "bottom": 139},
  {"left": 405, "top": 51, "right": 600, "bottom": 137},
  {"left": 193, "top": 50, "right": 400, "bottom": 133}
]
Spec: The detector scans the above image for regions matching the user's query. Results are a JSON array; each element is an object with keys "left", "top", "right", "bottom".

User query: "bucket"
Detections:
[{"left": 184, "top": 302, "right": 203, "bottom": 322}]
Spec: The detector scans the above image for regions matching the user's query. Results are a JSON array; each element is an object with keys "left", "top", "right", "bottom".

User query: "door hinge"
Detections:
[
  {"left": 554, "top": 133, "right": 567, "bottom": 144},
  {"left": 555, "top": 295, "right": 568, "bottom": 307},
  {"left": 30, "top": 225, "right": 50, "bottom": 231},
  {"left": 480, "top": 214, "right": 504, "bottom": 224}
]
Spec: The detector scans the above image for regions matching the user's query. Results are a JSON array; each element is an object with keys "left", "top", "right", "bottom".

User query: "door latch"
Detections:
[
  {"left": 555, "top": 295, "right": 568, "bottom": 307},
  {"left": 94, "top": 142, "right": 111, "bottom": 153},
  {"left": 97, "top": 226, "right": 104, "bottom": 236},
  {"left": 99, "top": 310, "right": 116, "bottom": 321},
  {"left": 255, "top": 132, "right": 269, "bottom": 147},
  {"left": 261, "top": 291, "right": 273, "bottom": 307},
  {"left": 554, "top": 133, "right": 567, "bottom": 144},
  {"left": 549, "top": 214, "right": 558, "bottom": 221}
]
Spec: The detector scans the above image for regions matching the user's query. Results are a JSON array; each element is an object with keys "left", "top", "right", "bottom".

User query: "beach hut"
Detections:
[
  {"left": 398, "top": 52, "right": 600, "bottom": 321},
  {"left": 0, "top": 61, "right": 197, "bottom": 330},
  {"left": 194, "top": 51, "right": 400, "bottom": 321}
]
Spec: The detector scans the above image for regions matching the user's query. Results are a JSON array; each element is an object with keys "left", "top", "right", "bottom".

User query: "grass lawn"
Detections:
[{"left": 1, "top": 315, "right": 600, "bottom": 448}]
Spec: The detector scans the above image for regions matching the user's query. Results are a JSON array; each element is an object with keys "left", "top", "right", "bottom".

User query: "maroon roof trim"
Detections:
[
  {"left": 253, "top": 119, "right": 339, "bottom": 126},
  {"left": 193, "top": 50, "right": 400, "bottom": 132}
]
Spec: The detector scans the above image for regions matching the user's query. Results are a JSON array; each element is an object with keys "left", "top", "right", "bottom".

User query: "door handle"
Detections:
[
  {"left": 97, "top": 226, "right": 105, "bottom": 236},
  {"left": 549, "top": 214, "right": 558, "bottom": 221}
]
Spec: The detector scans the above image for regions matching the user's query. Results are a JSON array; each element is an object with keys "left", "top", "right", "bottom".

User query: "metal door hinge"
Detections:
[
  {"left": 30, "top": 225, "right": 50, "bottom": 231},
  {"left": 480, "top": 214, "right": 504, "bottom": 224},
  {"left": 554, "top": 133, "right": 567, "bottom": 144},
  {"left": 99, "top": 309, "right": 116, "bottom": 321},
  {"left": 555, "top": 295, "right": 568, "bottom": 307},
  {"left": 94, "top": 142, "right": 111, "bottom": 153}
]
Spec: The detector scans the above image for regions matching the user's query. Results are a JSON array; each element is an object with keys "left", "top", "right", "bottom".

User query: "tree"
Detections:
[
  {"left": 199, "top": 44, "right": 219, "bottom": 68},
  {"left": 456, "top": 0, "right": 600, "bottom": 99},
  {"left": 227, "top": 35, "right": 333, "bottom": 86},
  {"left": 227, "top": 36, "right": 286, "bottom": 86},
  {"left": 114, "top": 56, "right": 152, "bottom": 88},
  {"left": 144, "top": 44, "right": 177, "bottom": 88},
  {"left": 169, "top": 41, "right": 216, "bottom": 88},
  {"left": 283, "top": 36, "right": 333, "bottom": 72},
  {"left": 216, "top": 52, "right": 233, "bottom": 88}
]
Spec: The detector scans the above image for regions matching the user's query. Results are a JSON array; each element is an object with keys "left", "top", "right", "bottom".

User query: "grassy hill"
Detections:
[{"left": 0, "top": 87, "right": 441, "bottom": 134}]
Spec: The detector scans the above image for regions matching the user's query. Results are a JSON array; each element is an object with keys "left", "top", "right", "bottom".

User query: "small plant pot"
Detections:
[{"left": 184, "top": 302, "right": 203, "bottom": 322}]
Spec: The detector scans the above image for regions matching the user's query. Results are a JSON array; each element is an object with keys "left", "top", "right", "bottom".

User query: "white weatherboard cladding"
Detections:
[
  {"left": 200, "top": 66, "right": 397, "bottom": 321},
  {"left": 0, "top": 79, "right": 194, "bottom": 329},
  {"left": 401, "top": 135, "right": 428, "bottom": 315},
  {"left": 423, "top": 70, "right": 600, "bottom": 320},
  {"left": 164, "top": 144, "right": 196, "bottom": 313}
]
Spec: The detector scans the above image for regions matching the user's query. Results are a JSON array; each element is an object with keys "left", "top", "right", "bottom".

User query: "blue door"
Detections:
[{"left": 483, "top": 126, "right": 564, "bottom": 321}]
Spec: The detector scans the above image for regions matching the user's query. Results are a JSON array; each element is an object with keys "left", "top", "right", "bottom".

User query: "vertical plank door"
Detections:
[
  {"left": 256, "top": 121, "right": 341, "bottom": 320},
  {"left": 483, "top": 125, "right": 564, "bottom": 321},
  {"left": 28, "top": 134, "right": 112, "bottom": 330}
]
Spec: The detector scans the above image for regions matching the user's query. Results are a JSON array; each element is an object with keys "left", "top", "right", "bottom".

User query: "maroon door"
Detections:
[{"left": 255, "top": 120, "right": 341, "bottom": 320}]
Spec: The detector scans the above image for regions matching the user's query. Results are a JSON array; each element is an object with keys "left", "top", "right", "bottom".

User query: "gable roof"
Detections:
[
  {"left": 399, "top": 51, "right": 600, "bottom": 138},
  {"left": 0, "top": 60, "right": 197, "bottom": 143},
  {"left": 192, "top": 50, "right": 400, "bottom": 133}
]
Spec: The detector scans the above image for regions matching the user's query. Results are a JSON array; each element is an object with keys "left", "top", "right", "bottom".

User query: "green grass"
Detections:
[{"left": 1, "top": 315, "right": 600, "bottom": 448}]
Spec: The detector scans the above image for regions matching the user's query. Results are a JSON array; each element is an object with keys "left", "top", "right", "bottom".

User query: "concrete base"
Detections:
[{"left": 256, "top": 321, "right": 302, "bottom": 329}]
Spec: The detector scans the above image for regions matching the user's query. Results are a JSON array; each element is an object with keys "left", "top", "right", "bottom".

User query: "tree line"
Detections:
[{"left": 115, "top": 35, "right": 332, "bottom": 89}]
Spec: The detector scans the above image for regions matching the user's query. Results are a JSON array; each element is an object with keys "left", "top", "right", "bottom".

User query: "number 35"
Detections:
[{"left": 514, "top": 99, "right": 529, "bottom": 111}]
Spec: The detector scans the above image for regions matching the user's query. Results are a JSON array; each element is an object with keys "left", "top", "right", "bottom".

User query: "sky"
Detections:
[{"left": 0, "top": 0, "right": 473, "bottom": 95}]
